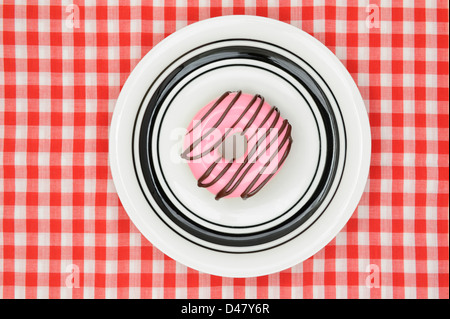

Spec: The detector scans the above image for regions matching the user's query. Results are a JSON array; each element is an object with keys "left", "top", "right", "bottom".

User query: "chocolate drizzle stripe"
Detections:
[
  {"left": 213, "top": 106, "right": 281, "bottom": 199},
  {"left": 187, "top": 91, "right": 230, "bottom": 134},
  {"left": 181, "top": 91, "right": 242, "bottom": 160},
  {"left": 181, "top": 91, "right": 290, "bottom": 200},
  {"left": 241, "top": 125, "right": 293, "bottom": 199},
  {"left": 198, "top": 160, "right": 233, "bottom": 188},
  {"left": 244, "top": 110, "right": 281, "bottom": 164},
  {"left": 182, "top": 93, "right": 262, "bottom": 162},
  {"left": 231, "top": 94, "right": 261, "bottom": 128},
  {"left": 215, "top": 119, "right": 290, "bottom": 200},
  {"left": 242, "top": 140, "right": 293, "bottom": 199},
  {"left": 210, "top": 104, "right": 289, "bottom": 200},
  {"left": 242, "top": 96, "right": 265, "bottom": 132},
  {"left": 244, "top": 120, "right": 291, "bottom": 180},
  {"left": 244, "top": 106, "right": 278, "bottom": 140},
  {"left": 247, "top": 118, "right": 288, "bottom": 167}
]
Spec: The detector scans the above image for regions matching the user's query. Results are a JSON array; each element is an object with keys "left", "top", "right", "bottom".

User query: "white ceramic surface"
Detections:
[{"left": 109, "top": 16, "right": 371, "bottom": 277}]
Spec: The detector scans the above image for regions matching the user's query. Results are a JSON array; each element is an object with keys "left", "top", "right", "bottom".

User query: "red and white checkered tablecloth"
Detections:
[{"left": 0, "top": 0, "right": 448, "bottom": 299}]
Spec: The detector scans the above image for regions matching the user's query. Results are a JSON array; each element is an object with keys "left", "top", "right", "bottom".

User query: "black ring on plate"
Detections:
[
  {"left": 156, "top": 63, "right": 323, "bottom": 230},
  {"left": 135, "top": 41, "right": 344, "bottom": 250}
]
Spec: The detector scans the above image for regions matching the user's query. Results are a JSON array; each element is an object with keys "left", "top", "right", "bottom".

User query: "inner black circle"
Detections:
[
  {"left": 157, "top": 63, "right": 322, "bottom": 231},
  {"left": 137, "top": 44, "right": 341, "bottom": 248}
]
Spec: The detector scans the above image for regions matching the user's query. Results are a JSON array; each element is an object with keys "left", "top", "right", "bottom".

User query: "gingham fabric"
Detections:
[{"left": 0, "top": 0, "right": 448, "bottom": 299}]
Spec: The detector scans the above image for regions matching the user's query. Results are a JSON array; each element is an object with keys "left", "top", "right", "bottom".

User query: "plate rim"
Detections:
[{"left": 109, "top": 15, "right": 371, "bottom": 277}]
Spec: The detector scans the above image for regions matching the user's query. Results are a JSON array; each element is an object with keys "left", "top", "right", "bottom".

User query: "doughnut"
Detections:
[{"left": 181, "top": 91, "right": 293, "bottom": 200}]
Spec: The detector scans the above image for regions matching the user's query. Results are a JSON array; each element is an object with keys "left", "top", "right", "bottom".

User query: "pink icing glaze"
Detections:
[{"left": 181, "top": 91, "right": 293, "bottom": 200}]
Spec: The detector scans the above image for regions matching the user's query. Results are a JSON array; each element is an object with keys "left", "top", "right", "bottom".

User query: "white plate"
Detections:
[{"left": 109, "top": 16, "right": 371, "bottom": 277}]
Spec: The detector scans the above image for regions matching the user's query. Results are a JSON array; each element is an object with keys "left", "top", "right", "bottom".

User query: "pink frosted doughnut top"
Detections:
[{"left": 181, "top": 91, "right": 293, "bottom": 200}]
